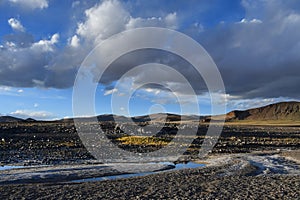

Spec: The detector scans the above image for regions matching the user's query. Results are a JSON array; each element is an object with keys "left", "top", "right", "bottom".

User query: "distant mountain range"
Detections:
[
  {"left": 0, "top": 116, "right": 24, "bottom": 123},
  {"left": 0, "top": 116, "right": 36, "bottom": 123},
  {"left": 1, "top": 101, "right": 300, "bottom": 123},
  {"left": 61, "top": 113, "right": 200, "bottom": 123}
]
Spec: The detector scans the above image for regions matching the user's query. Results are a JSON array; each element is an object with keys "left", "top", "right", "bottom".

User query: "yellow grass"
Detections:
[
  {"left": 58, "top": 141, "right": 77, "bottom": 147},
  {"left": 116, "top": 136, "right": 171, "bottom": 146}
]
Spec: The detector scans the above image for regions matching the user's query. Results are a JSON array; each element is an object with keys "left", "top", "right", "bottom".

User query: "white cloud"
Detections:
[
  {"left": 0, "top": 33, "right": 59, "bottom": 87},
  {"left": 8, "top": 18, "right": 25, "bottom": 32},
  {"left": 125, "top": 13, "right": 177, "bottom": 30},
  {"left": 145, "top": 88, "right": 160, "bottom": 95},
  {"left": 0, "top": 86, "right": 12, "bottom": 92},
  {"left": 104, "top": 88, "right": 118, "bottom": 96},
  {"left": 9, "top": 0, "right": 48, "bottom": 10},
  {"left": 0, "top": 86, "right": 24, "bottom": 96},
  {"left": 31, "top": 33, "right": 59, "bottom": 52},
  {"left": 69, "top": 35, "right": 80, "bottom": 48},
  {"left": 72, "top": 1, "right": 80, "bottom": 8},
  {"left": 238, "top": 18, "right": 262, "bottom": 24},
  {"left": 165, "top": 12, "right": 177, "bottom": 29},
  {"left": 75, "top": 0, "right": 178, "bottom": 44},
  {"left": 225, "top": 97, "right": 297, "bottom": 112},
  {"left": 76, "top": 0, "right": 130, "bottom": 42},
  {"left": 10, "top": 109, "right": 56, "bottom": 120},
  {"left": 34, "top": 103, "right": 39, "bottom": 108},
  {"left": 43, "top": 0, "right": 179, "bottom": 89},
  {"left": 285, "top": 13, "right": 300, "bottom": 24}
]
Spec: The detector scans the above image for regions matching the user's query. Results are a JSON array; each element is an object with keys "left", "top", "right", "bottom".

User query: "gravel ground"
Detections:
[
  {"left": 1, "top": 123, "right": 300, "bottom": 164},
  {"left": 0, "top": 122, "right": 299, "bottom": 199},
  {"left": 282, "top": 150, "right": 300, "bottom": 163},
  {"left": 0, "top": 163, "right": 174, "bottom": 184},
  {"left": 0, "top": 159, "right": 299, "bottom": 200}
]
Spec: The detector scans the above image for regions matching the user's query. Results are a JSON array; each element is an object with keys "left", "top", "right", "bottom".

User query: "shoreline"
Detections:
[
  {"left": 0, "top": 150, "right": 299, "bottom": 183},
  {"left": 0, "top": 151, "right": 299, "bottom": 199}
]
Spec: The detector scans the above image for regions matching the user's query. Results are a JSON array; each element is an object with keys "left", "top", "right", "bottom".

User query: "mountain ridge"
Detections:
[
  {"left": 2, "top": 101, "right": 300, "bottom": 123},
  {"left": 0, "top": 116, "right": 24, "bottom": 123},
  {"left": 225, "top": 101, "right": 300, "bottom": 121}
]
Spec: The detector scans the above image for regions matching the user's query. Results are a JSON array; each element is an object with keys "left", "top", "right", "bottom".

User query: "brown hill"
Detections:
[
  {"left": 226, "top": 101, "right": 300, "bottom": 121},
  {"left": 133, "top": 113, "right": 200, "bottom": 123},
  {"left": 5, "top": 101, "right": 300, "bottom": 124},
  {"left": 0, "top": 116, "right": 24, "bottom": 123}
]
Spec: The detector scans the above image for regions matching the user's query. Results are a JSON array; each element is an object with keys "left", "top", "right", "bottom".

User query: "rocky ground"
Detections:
[
  {"left": 0, "top": 122, "right": 299, "bottom": 164},
  {"left": 0, "top": 152, "right": 299, "bottom": 199},
  {"left": 0, "top": 121, "right": 299, "bottom": 199}
]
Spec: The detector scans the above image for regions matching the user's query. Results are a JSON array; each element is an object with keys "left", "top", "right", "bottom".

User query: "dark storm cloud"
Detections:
[
  {"left": 99, "top": 49, "right": 207, "bottom": 95},
  {"left": 195, "top": 0, "right": 300, "bottom": 99}
]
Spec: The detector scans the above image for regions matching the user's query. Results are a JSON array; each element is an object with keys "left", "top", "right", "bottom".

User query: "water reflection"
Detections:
[{"left": 72, "top": 162, "right": 205, "bottom": 183}]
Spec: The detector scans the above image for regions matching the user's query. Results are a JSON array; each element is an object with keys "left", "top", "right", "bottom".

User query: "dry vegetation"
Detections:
[{"left": 116, "top": 136, "right": 171, "bottom": 146}]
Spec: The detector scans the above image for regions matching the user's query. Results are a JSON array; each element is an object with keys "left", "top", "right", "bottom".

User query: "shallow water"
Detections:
[
  {"left": 71, "top": 162, "right": 205, "bottom": 183},
  {"left": 0, "top": 166, "right": 26, "bottom": 171},
  {"left": 169, "top": 162, "right": 205, "bottom": 170}
]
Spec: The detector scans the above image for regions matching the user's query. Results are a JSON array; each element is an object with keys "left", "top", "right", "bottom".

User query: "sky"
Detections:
[{"left": 0, "top": 0, "right": 299, "bottom": 119}]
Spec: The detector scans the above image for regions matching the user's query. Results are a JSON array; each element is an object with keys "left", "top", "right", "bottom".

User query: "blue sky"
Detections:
[{"left": 0, "top": 0, "right": 299, "bottom": 119}]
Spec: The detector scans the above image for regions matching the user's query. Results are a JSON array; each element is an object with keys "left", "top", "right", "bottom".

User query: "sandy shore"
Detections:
[{"left": 0, "top": 152, "right": 299, "bottom": 199}]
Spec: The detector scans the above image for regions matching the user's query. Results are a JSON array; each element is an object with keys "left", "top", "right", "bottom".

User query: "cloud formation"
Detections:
[
  {"left": 10, "top": 109, "right": 56, "bottom": 120},
  {"left": 8, "top": 18, "right": 25, "bottom": 32},
  {"left": 0, "top": 30, "right": 59, "bottom": 87},
  {"left": 9, "top": 0, "right": 48, "bottom": 10},
  {"left": 1, "top": 0, "right": 300, "bottom": 104},
  {"left": 198, "top": 0, "right": 300, "bottom": 99},
  {"left": 44, "top": 0, "right": 179, "bottom": 88}
]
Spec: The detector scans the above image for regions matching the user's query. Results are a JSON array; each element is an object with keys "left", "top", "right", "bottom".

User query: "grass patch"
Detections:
[
  {"left": 116, "top": 136, "right": 171, "bottom": 146},
  {"left": 58, "top": 141, "right": 77, "bottom": 147}
]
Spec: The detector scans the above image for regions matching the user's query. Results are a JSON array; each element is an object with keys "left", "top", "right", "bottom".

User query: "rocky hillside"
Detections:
[
  {"left": 132, "top": 113, "right": 200, "bottom": 122},
  {"left": 225, "top": 101, "right": 300, "bottom": 121},
  {"left": 0, "top": 116, "right": 24, "bottom": 122},
  {"left": 3, "top": 101, "right": 300, "bottom": 123}
]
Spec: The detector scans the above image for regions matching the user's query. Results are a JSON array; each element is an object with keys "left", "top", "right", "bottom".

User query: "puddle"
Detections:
[
  {"left": 171, "top": 162, "right": 205, "bottom": 170},
  {"left": 71, "top": 162, "right": 205, "bottom": 183},
  {"left": 0, "top": 165, "right": 49, "bottom": 171},
  {"left": 0, "top": 166, "right": 27, "bottom": 171}
]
